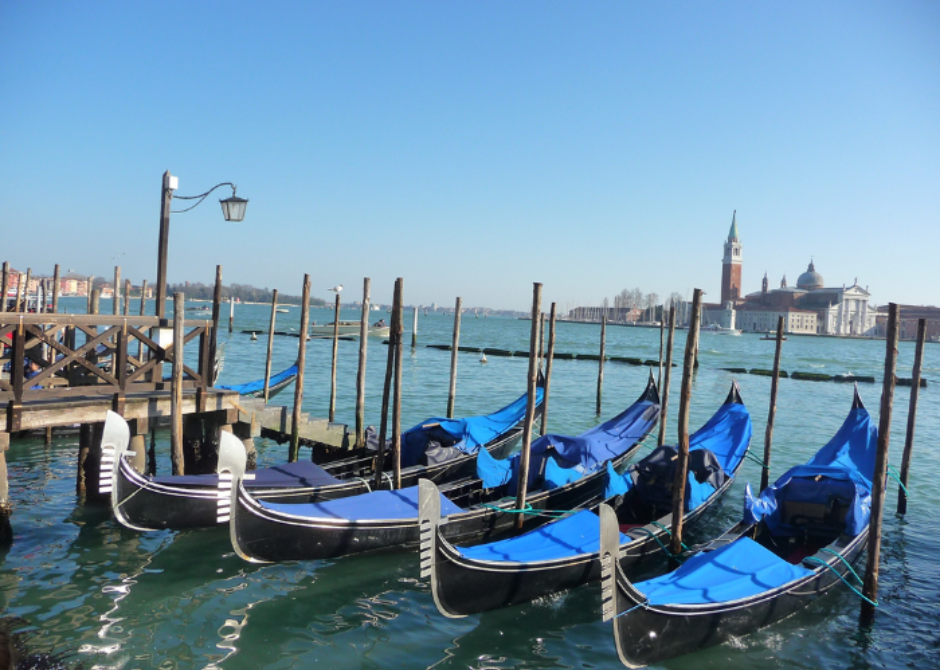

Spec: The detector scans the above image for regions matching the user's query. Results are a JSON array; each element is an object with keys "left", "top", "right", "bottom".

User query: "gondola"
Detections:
[
  {"left": 216, "top": 359, "right": 299, "bottom": 399},
  {"left": 600, "top": 386, "right": 877, "bottom": 668},
  {"left": 100, "top": 381, "right": 544, "bottom": 532},
  {"left": 228, "top": 374, "right": 661, "bottom": 563},
  {"left": 419, "top": 382, "right": 751, "bottom": 617}
]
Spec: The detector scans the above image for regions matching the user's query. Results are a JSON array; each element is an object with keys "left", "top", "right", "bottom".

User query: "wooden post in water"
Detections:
[
  {"left": 19, "top": 269, "right": 32, "bottom": 313},
  {"left": 52, "top": 264, "right": 60, "bottom": 313},
  {"left": 210, "top": 266, "right": 222, "bottom": 386},
  {"left": 540, "top": 302, "right": 557, "bottom": 436},
  {"left": 263, "top": 289, "right": 279, "bottom": 403},
  {"left": 86, "top": 275, "right": 93, "bottom": 314},
  {"left": 515, "top": 282, "right": 542, "bottom": 531},
  {"left": 657, "top": 305, "right": 677, "bottom": 446},
  {"left": 113, "top": 266, "right": 121, "bottom": 315},
  {"left": 229, "top": 296, "right": 235, "bottom": 333},
  {"left": 658, "top": 311, "right": 665, "bottom": 392},
  {"left": 138, "top": 279, "right": 148, "bottom": 363},
  {"left": 412, "top": 305, "right": 418, "bottom": 349},
  {"left": 0, "top": 262, "right": 8, "bottom": 312},
  {"left": 289, "top": 275, "right": 311, "bottom": 462},
  {"left": 670, "top": 288, "right": 702, "bottom": 555},
  {"left": 355, "top": 278, "right": 370, "bottom": 447},
  {"left": 170, "top": 292, "right": 185, "bottom": 475},
  {"left": 374, "top": 290, "right": 395, "bottom": 489},
  {"left": 391, "top": 278, "right": 404, "bottom": 489},
  {"left": 761, "top": 315, "right": 786, "bottom": 492},
  {"left": 123, "top": 279, "right": 131, "bottom": 316},
  {"left": 861, "top": 302, "right": 899, "bottom": 621},
  {"left": 329, "top": 293, "right": 341, "bottom": 422},
  {"left": 446, "top": 297, "right": 462, "bottom": 418},
  {"left": 596, "top": 313, "right": 606, "bottom": 416},
  {"left": 897, "top": 317, "right": 926, "bottom": 515}
]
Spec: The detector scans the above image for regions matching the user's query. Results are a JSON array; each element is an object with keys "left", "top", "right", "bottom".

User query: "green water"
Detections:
[{"left": 2, "top": 298, "right": 938, "bottom": 669}]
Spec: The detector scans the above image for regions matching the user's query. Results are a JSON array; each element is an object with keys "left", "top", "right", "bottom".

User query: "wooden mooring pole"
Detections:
[
  {"left": 391, "top": 278, "right": 404, "bottom": 489},
  {"left": 170, "top": 292, "right": 185, "bottom": 475},
  {"left": 540, "top": 302, "right": 557, "bottom": 436},
  {"left": 375, "top": 282, "right": 396, "bottom": 489},
  {"left": 761, "top": 315, "right": 785, "bottom": 492},
  {"left": 210, "top": 266, "right": 222, "bottom": 382},
  {"left": 897, "top": 317, "right": 926, "bottom": 515},
  {"left": 113, "top": 266, "right": 121, "bottom": 315},
  {"left": 446, "top": 297, "right": 462, "bottom": 419},
  {"left": 123, "top": 279, "right": 131, "bottom": 316},
  {"left": 670, "top": 288, "right": 702, "bottom": 555},
  {"left": 355, "top": 277, "right": 370, "bottom": 447},
  {"left": 86, "top": 275, "right": 93, "bottom": 314},
  {"left": 596, "top": 313, "right": 606, "bottom": 416},
  {"left": 0, "top": 262, "right": 8, "bottom": 313},
  {"left": 263, "top": 289, "right": 279, "bottom": 403},
  {"left": 658, "top": 310, "right": 665, "bottom": 392},
  {"left": 329, "top": 293, "right": 341, "bottom": 422},
  {"left": 861, "top": 302, "right": 899, "bottom": 622},
  {"left": 657, "top": 305, "right": 676, "bottom": 446},
  {"left": 412, "top": 305, "right": 418, "bottom": 349},
  {"left": 138, "top": 279, "right": 148, "bottom": 363},
  {"left": 229, "top": 296, "right": 235, "bottom": 333},
  {"left": 52, "top": 264, "right": 60, "bottom": 313},
  {"left": 289, "top": 275, "right": 311, "bottom": 462},
  {"left": 515, "top": 282, "right": 542, "bottom": 531},
  {"left": 20, "top": 269, "right": 32, "bottom": 314}
]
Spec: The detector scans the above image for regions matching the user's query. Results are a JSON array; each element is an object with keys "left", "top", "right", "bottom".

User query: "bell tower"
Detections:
[{"left": 721, "top": 211, "right": 743, "bottom": 305}]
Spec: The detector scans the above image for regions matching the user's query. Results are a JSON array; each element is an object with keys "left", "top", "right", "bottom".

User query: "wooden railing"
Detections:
[{"left": 0, "top": 314, "right": 216, "bottom": 414}]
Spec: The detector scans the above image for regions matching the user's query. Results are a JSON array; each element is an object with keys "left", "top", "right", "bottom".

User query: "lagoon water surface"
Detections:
[{"left": 1, "top": 298, "right": 938, "bottom": 669}]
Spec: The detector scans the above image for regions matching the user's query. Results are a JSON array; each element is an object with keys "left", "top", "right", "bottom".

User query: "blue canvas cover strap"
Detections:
[{"left": 636, "top": 536, "right": 814, "bottom": 605}]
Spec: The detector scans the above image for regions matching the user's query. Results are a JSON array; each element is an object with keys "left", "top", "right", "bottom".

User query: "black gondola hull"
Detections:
[{"left": 610, "top": 530, "right": 868, "bottom": 668}]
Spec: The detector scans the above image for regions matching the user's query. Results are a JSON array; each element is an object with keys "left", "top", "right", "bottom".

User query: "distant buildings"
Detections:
[{"left": 707, "top": 214, "right": 880, "bottom": 336}]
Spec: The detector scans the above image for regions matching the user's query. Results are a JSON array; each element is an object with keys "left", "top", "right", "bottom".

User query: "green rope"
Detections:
[
  {"left": 818, "top": 547, "right": 864, "bottom": 585},
  {"left": 649, "top": 520, "right": 691, "bottom": 553},
  {"left": 887, "top": 464, "right": 910, "bottom": 499},
  {"left": 479, "top": 502, "right": 576, "bottom": 518},
  {"left": 803, "top": 556, "right": 877, "bottom": 607},
  {"left": 744, "top": 450, "right": 770, "bottom": 470},
  {"left": 614, "top": 599, "right": 650, "bottom": 619},
  {"left": 631, "top": 525, "right": 683, "bottom": 559}
]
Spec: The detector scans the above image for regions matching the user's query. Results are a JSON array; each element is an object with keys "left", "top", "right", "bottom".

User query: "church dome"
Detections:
[{"left": 797, "top": 260, "right": 824, "bottom": 290}]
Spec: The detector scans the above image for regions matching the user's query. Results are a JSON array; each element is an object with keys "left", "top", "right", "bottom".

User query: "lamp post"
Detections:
[{"left": 155, "top": 170, "right": 248, "bottom": 319}]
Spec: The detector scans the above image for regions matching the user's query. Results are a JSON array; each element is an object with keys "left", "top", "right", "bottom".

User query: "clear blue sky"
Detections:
[{"left": 2, "top": 1, "right": 937, "bottom": 311}]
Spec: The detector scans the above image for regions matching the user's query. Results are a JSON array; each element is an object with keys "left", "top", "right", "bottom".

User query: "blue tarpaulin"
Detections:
[
  {"left": 477, "top": 390, "right": 660, "bottom": 494},
  {"left": 153, "top": 460, "right": 342, "bottom": 489},
  {"left": 399, "top": 386, "right": 544, "bottom": 468},
  {"left": 217, "top": 363, "right": 298, "bottom": 396},
  {"left": 259, "top": 485, "right": 464, "bottom": 521},
  {"left": 744, "top": 402, "right": 878, "bottom": 536},
  {"left": 636, "top": 537, "right": 815, "bottom": 605}
]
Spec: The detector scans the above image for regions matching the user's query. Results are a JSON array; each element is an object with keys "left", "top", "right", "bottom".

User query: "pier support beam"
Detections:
[
  {"left": 0, "top": 432, "right": 11, "bottom": 544},
  {"left": 78, "top": 422, "right": 106, "bottom": 503},
  {"left": 128, "top": 418, "right": 148, "bottom": 475}
]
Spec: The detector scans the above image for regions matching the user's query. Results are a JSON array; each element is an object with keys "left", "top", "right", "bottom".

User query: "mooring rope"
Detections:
[
  {"left": 479, "top": 502, "right": 576, "bottom": 518},
  {"left": 803, "top": 556, "right": 877, "bottom": 607},
  {"left": 614, "top": 599, "right": 650, "bottom": 618},
  {"left": 886, "top": 464, "right": 909, "bottom": 498},
  {"left": 744, "top": 450, "right": 770, "bottom": 470}
]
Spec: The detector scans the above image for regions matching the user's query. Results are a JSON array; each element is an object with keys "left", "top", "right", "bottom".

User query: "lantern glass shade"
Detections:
[{"left": 219, "top": 195, "right": 248, "bottom": 222}]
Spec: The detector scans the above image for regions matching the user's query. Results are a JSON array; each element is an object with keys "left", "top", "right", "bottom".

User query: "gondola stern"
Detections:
[
  {"left": 600, "top": 503, "right": 648, "bottom": 623},
  {"left": 100, "top": 410, "right": 131, "bottom": 508},
  {"left": 418, "top": 478, "right": 470, "bottom": 619}
]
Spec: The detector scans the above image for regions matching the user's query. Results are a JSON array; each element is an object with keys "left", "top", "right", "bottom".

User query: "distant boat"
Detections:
[
  {"left": 701, "top": 323, "right": 742, "bottom": 335},
  {"left": 761, "top": 332, "right": 787, "bottom": 341},
  {"left": 308, "top": 321, "right": 390, "bottom": 338},
  {"left": 276, "top": 308, "right": 290, "bottom": 313},
  {"left": 217, "top": 359, "right": 300, "bottom": 399}
]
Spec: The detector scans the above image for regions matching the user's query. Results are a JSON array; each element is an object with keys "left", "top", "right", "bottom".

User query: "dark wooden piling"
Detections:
[
  {"left": 0, "top": 262, "right": 8, "bottom": 312},
  {"left": 210, "top": 266, "right": 222, "bottom": 386},
  {"left": 658, "top": 311, "right": 665, "bottom": 391},
  {"left": 391, "top": 278, "right": 404, "bottom": 489},
  {"left": 596, "top": 314, "right": 606, "bottom": 416},
  {"left": 897, "top": 317, "right": 926, "bottom": 515},
  {"left": 515, "top": 282, "right": 542, "bottom": 530},
  {"left": 670, "top": 288, "right": 702, "bottom": 555},
  {"left": 19, "top": 269, "right": 32, "bottom": 314},
  {"left": 861, "top": 302, "right": 899, "bottom": 621},
  {"left": 52, "top": 264, "right": 60, "bottom": 313},
  {"left": 263, "top": 289, "right": 279, "bottom": 403},
  {"left": 355, "top": 278, "right": 371, "bottom": 447},
  {"left": 447, "top": 297, "right": 462, "bottom": 419},
  {"left": 329, "top": 293, "right": 341, "bottom": 422},
  {"left": 289, "top": 275, "right": 311, "bottom": 462},
  {"left": 90, "top": 288, "right": 101, "bottom": 317},
  {"left": 412, "top": 305, "right": 418, "bottom": 349},
  {"left": 657, "top": 306, "right": 676, "bottom": 446},
  {"left": 86, "top": 275, "right": 93, "bottom": 314},
  {"left": 0, "top": 432, "right": 10, "bottom": 542},
  {"left": 540, "top": 302, "right": 557, "bottom": 436},
  {"left": 170, "top": 292, "right": 185, "bottom": 475},
  {"left": 228, "top": 296, "right": 235, "bottom": 333},
  {"left": 760, "top": 315, "right": 786, "bottom": 492},
  {"left": 113, "top": 266, "right": 121, "bottom": 315},
  {"left": 138, "top": 279, "right": 148, "bottom": 363},
  {"left": 123, "top": 279, "right": 131, "bottom": 316}
]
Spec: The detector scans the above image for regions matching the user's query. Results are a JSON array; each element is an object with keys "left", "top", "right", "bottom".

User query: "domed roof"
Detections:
[{"left": 797, "top": 260, "right": 824, "bottom": 290}]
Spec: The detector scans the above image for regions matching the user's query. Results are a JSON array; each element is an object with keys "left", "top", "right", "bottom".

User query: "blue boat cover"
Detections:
[
  {"left": 456, "top": 509, "right": 630, "bottom": 562},
  {"left": 477, "top": 393, "right": 660, "bottom": 494},
  {"left": 258, "top": 485, "right": 464, "bottom": 521},
  {"left": 399, "top": 386, "right": 544, "bottom": 468},
  {"left": 744, "top": 403, "right": 878, "bottom": 536},
  {"left": 217, "top": 363, "right": 299, "bottom": 396},
  {"left": 635, "top": 537, "right": 814, "bottom": 605},
  {"left": 605, "top": 399, "right": 752, "bottom": 510},
  {"left": 152, "top": 460, "right": 342, "bottom": 489}
]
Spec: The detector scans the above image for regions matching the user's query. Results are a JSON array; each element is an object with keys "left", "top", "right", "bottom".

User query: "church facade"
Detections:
[{"left": 709, "top": 214, "right": 878, "bottom": 336}]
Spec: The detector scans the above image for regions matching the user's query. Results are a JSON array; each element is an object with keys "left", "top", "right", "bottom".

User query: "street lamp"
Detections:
[{"left": 155, "top": 170, "right": 248, "bottom": 318}]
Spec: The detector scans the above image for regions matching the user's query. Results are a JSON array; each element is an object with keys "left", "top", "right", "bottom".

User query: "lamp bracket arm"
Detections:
[{"left": 170, "top": 182, "right": 237, "bottom": 214}]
